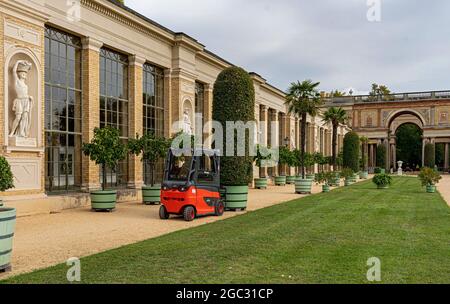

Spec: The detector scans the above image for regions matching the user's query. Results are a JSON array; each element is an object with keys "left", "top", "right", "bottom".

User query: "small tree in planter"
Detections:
[
  {"left": 128, "top": 133, "right": 171, "bottom": 205},
  {"left": 82, "top": 127, "right": 128, "bottom": 211},
  {"left": 372, "top": 173, "right": 393, "bottom": 189},
  {"left": 0, "top": 156, "right": 15, "bottom": 273},
  {"left": 303, "top": 152, "right": 316, "bottom": 180},
  {"left": 315, "top": 171, "right": 333, "bottom": 193},
  {"left": 341, "top": 168, "right": 355, "bottom": 186},
  {"left": 213, "top": 67, "right": 255, "bottom": 210},
  {"left": 284, "top": 149, "right": 297, "bottom": 184},
  {"left": 360, "top": 136, "right": 369, "bottom": 179},
  {"left": 418, "top": 167, "right": 441, "bottom": 193},
  {"left": 253, "top": 145, "right": 272, "bottom": 189},
  {"left": 275, "top": 146, "right": 291, "bottom": 186},
  {"left": 343, "top": 131, "right": 360, "bottom": 174}
]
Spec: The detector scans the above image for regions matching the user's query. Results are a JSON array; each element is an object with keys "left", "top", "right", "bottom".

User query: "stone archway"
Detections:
[{"left": 387, "top": 110, "right": 425, "bottom": 171}]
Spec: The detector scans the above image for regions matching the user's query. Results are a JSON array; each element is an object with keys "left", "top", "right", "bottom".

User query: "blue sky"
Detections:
[{"left": 126, "top": 0, "right": 450, "bottom": 95}]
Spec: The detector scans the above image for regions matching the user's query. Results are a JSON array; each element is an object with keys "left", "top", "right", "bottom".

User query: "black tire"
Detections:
[
  {"left": 159, "top": 205, "right": 169, "bottom": 220},
  {"left": 215, "top": 201, "right": 225, "bottom": 216},
  {"left": 183, "top": 206, "right": 196, "bottom": 222}
]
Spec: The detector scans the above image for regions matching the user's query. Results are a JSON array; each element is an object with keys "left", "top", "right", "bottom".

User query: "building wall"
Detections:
[{"left": 0, "top": 0, "right": 337, "bottom": 215}]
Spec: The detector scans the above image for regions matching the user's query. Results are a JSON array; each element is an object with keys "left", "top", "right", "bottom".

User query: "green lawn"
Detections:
[{"left": 3, "top": 177, "right": 450, "bottom": 284}]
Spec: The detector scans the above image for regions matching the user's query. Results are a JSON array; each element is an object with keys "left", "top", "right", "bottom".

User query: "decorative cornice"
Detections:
[
  {"left": 129, "top": 55, "right": 146, "bottom": 67},
  {"left": 81, "top": 0, "right": 173, "bottom": 45}
]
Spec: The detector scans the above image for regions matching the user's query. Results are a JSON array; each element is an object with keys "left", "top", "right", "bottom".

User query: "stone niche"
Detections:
[
  {"left": 3, "top": 25, "right": 44, "bottom": 192},
  {"left": 4, "top": 47, "right": 42, "bottom": 151}
]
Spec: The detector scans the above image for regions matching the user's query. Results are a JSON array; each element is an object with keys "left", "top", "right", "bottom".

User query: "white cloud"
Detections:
[{"left": 125, "top": 0, "right": 450, "bottom": 94}]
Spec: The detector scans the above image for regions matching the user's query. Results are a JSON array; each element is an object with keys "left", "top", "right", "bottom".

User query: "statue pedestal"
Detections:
[{"left": 9, "top": 136, "right": 37, "bottom": 148}]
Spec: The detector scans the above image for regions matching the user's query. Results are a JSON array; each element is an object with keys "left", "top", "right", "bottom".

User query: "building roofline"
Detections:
[{"left": 106, "top": 0, "right": 286, "bottom": 98}]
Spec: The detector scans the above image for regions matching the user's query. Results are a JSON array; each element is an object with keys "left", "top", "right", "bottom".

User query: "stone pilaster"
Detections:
[
  {"left": 203, "top": 83, "right": 213, "bottom": 148},
  {"left": 81, "top": 37, "right": 102, "bottom": 191},
  {"left": 164, "top": 69, "right": 172, "bottom": 137},
  {"left": 259, "top": 105, "right": 268, "bottom": 177},
  {"left": 128, "top": 55, "right": 145, "bottom": 189}
]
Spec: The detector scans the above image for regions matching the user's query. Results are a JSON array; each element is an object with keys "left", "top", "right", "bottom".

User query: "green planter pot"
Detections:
[
  {"left": 344, "top": 179, "right": 352, "bottom": 186},
  {"left": 322, "top": 184, "right": 330, "bottom": 193},
  {"left": 142, "top": 185, "right": 161, "bottom": 205},
  {"left": 306, "top": 174, "right": 315, "bottom": 180},
  {"left": 377, "top": 185, "right": 389, "bottom": 189},
  {"left": 380, "top": 169, "right": 386, "bottom": 174},
  {"left": 331, "top": 174, "right": 340, "bottom": 187},
  {"left": 223, "top": 185, "right": 248, "bottom": 210},
  {"left": 90, "top": 190, "right": 117, "bottom": 211},
  {"left": 274, "top": 176, "right": 287, "bottom": 186},
  {"left": 0, "top": 207, "right": 16, "bottom": 273},
  {"left": 286, "top": 176, "right": 296, "bottom": 184},
  {"left": 359, "top": 171, "right": 369, "bottom": 179},
  {"left": 349, "top": 173, "right": 358, "bottom": 183},
  {"left": 254, "top": 178, "right": 268, "bottom": 189},
  {"left": 295, "top": 178, "right": 313, "bottom": 194},
  {"left": 426, "top": 185, "right": 436, "bottom": 193}
]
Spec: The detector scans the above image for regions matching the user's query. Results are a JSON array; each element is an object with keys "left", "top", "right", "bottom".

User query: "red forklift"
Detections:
[{"left": 159, "top": 148, "right": 225, "bottom": 221}]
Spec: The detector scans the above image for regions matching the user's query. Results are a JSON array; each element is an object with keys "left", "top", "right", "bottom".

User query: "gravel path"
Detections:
[
  {"left": 0, "top": 180, "right": 355, "bottom": 279},
  {"left": 437, "top": 175, "right": 450, "bottom": 207}
]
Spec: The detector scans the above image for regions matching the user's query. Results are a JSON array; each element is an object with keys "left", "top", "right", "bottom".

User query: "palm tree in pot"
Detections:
[
  {"left": 322, "top": 107, "right": 348, "bottom": 171},
  {"left": 82, "top": 127, "right": 128, "bottom": 211},
  {"left": 285, "top": 80, "right": 323, "bottom": 194},
  {"left": 129, "top": 132, "right": 171, "bottom": 205}
]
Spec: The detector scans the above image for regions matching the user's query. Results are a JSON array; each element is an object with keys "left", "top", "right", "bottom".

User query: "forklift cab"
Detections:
[{"left": 159, "top": 148, "right": 224, "bottom": 221}]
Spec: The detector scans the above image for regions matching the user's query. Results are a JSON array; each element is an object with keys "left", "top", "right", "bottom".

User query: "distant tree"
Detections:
[
  {"left": 369, "top": 83, "right": 392, "bottom": 100},
  {"left": 343, "top": 132, "right": 360, "bottom": 172},
  {"left": 330, "top": 90, "right": 347, "bottom": 97},
  {"left": 396, "top": 123, "right": 423, "bottom": 168},
  {"left": 376, "top": 144, "right": 387, "bottom": 169},
  {"left": 424, "top": 143, "right": 436, "bottom": 168}
]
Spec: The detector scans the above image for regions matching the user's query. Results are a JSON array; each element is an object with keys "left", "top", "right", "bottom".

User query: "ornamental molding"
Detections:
[{"left": 81, "top": 0, "right": 174, "bottom": 45}]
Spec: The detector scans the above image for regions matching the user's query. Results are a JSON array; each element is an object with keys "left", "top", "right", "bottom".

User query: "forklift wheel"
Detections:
[
  {"left": 159, "top": 205, "right": 170, "bottom": 220},
  {"left": 215, "top": 201, "right": 225, "bottom": 216},
  {"left": 183, "top": 206, "right": 196, "bottom": 222}
]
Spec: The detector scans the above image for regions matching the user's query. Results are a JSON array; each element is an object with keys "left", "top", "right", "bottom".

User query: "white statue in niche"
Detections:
[
  {"left": 9, "top": 60, "right": 34, "bottom": 138},
  {"left": 182, "top": 109, "right": 193, "bottom": 135}
]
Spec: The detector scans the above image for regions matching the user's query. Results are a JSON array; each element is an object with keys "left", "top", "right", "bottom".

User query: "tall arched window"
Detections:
[
  {"left": 142, "top": 63, "right": 165, "bottom": 184},
  {"left": 99, "top": 48, "right": 129, "bottom": 187},
  {"left": 44, "top": 27, "right": 82, "bottom": 192}
]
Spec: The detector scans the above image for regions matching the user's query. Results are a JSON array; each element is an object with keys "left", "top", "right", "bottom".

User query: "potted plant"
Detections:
[
  {"left": 82, "top": 127, "right": 128, "bottom": 211},
  {"left": 418, "top": 167, "right": 442, "bottom": 193},
  {"left": 341, "top": 168, "right": 355, "bottom": 186},
  {"left": 285, "top": 80, "right": 323, "bottom": 195},
  {"left": 372, "top": 173, "right": 393, "bottom": 189},
  {"left": 213, "top": 67, "right": 255, "bottom": 211},
  {"left": 129, "top": 132, "right": 170, "bottom": 205},
  {"left": 285, "top": 149, "right": 297, "bottom": 184},
  {"left": 276, "top": 146, "right": 291, "bottom": 186},
  {"left": 315, "top": 171, "right": 333, "bottom": 193},
  {"left": 295, "top": 152, "right": 315, "bottom": 194},
  {"left": 305, "top": 153, "right": 316, "bottom": 180},
  {"left": 0, "top": 156, "right": 15, "bottom": 273},
  {"left": 254, "top": 145, "right": 271, "bottom": 189}
]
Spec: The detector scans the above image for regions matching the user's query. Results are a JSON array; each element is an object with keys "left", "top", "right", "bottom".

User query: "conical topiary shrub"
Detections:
[{"left": 213, "top": 67, "right": 255, "bottom": 211}]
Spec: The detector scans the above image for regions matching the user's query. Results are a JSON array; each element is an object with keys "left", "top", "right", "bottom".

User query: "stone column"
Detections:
[
  {"left": 127, "top": 55, "right": 145, "bottom": 189},
  {"left": 203, "top": 83, "right": 213, "bottom": 148},
  {"left": 260, "top": 105, "right": 268, "bottom": 178},
  {"left": 81, "top": 37, "right": 102, "bottom": 192},
  {"left": 385, "top": 138, "right": 390, "bottom": 171},
  {"left": 422, "top": 138, "right": 428, "bottom": 167},
  {"left": 163, "top": 69, "right": 172, "bottom": 137},
  {"left": 445, "top": 143, "right": 449, "bottom": 170}
]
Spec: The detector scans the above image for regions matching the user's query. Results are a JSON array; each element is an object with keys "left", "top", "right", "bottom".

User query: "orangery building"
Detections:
[{"left": 0, "top": 0, "right": 345, "bottom": 215}]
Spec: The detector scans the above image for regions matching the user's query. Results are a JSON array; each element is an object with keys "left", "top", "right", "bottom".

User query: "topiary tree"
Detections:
[
  {"left": 343, "top": 131, "right": 360, "bottom": 172},
  {"left": 376, "top": 144, "right": 386, "bottom": 169},
  {"left": 82, "top": 127, "right": 128, "bottom": 191},
  {"left": 213, "top": 67, "right": 255, "bottom": 186},
  {"left": 128, "top": 132, "right": 171, "bottom": 187},
  {"left": 0, "top": 156, "right": 14, "bottom": 194},
  {"left": 322, "top": 107, "right": 348, "bottom": 169},
  {"left": 424, "top": 143, "right": 436, "bottom": 168}
]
